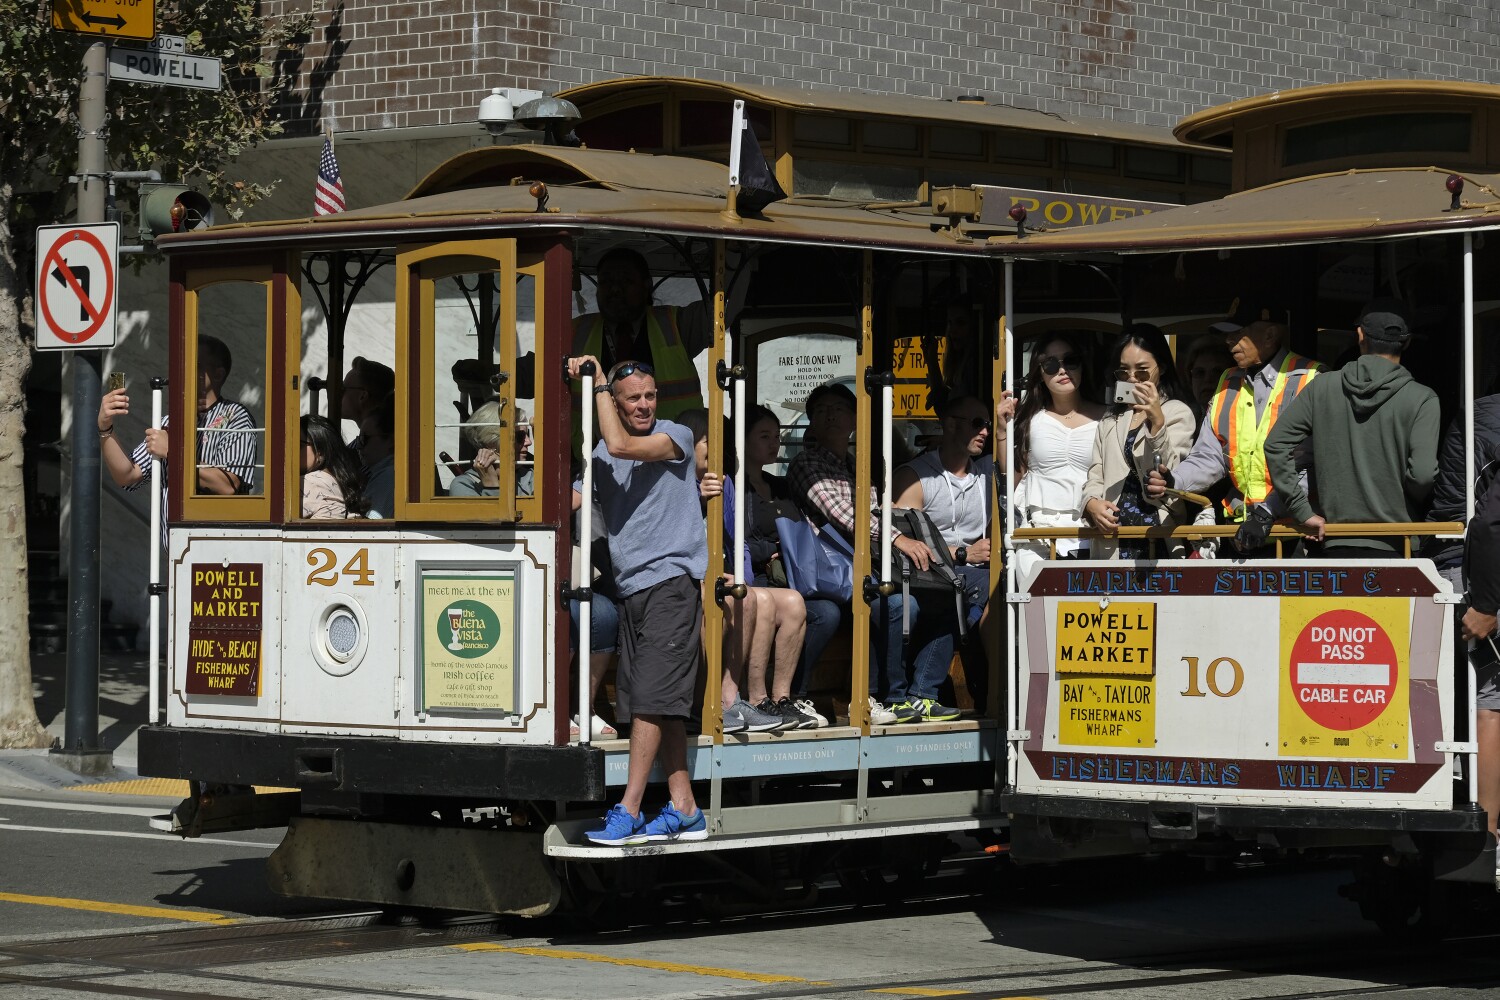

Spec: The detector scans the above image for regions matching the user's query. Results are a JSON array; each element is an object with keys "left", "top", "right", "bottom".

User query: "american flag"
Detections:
[{"left": 314, "top": 135, "right": 345, "bottom": 215}]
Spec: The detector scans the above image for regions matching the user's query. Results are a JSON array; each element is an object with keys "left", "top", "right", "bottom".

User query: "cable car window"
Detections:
[
  {"left": 177, "top": 262, "right": 287, "bottom": 528},
  {"left": 395, "top": 240, "right": 523, "bottom": 521},
  {"left": 1282, "top": 112, "right": 1471, "bottom": 167}
]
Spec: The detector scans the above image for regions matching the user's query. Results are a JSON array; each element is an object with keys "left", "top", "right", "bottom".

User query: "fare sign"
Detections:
[
  {"left": 34, "top": 223, "right": 119, "bottom": 351},
  {"left": 51, "top": 0, "right": 155, "bottom": 40},
  {"left": 186, "top": 563, "right": 263, "bottom": 696}
]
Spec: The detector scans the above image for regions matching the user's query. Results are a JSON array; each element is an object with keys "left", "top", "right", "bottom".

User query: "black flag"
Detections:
[{"left": 735, "top": 116, "right": 786, "bottom": 215}]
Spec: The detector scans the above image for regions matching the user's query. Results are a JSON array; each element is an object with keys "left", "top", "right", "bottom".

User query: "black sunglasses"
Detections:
[
  {"left": 949, "top": 415, "right": 993, "bottom": 431},
  {"left": 610, "top": 361, "right": 655, "bottom": 382},
  {"left": 1039, "top": 354, "right": 1082, "bottom": 375}
]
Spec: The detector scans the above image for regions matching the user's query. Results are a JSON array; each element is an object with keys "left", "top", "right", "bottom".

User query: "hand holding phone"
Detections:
[
  {"left": 1112, "top": 380, "right": 1136, "bottom": 404},
  {"left": 107, "top": 372, "right": 126, "bottom": 393}
]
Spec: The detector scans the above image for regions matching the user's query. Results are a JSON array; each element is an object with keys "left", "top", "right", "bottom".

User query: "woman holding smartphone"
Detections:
[{"left": 1080, "top": 324, "right": 1197, "bottom": 559}]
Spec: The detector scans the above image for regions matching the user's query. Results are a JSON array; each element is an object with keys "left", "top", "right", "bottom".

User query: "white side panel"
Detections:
[
  {"left": 169, "top": 529, "right": 284, "bottom": 732},
  {"left": 279, "top": 534, "right": 405, "bottom": 737},
  {"left": 1012, "top": 559, "right": 1455, "bottom": 812},
  {"left": 395, "top": 532, "right": 558, "bottom": 746}
]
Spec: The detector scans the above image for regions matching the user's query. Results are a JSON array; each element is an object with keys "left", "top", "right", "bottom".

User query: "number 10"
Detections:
[{"left": 1181, "top": 656, "right": 1244, "bottom": 698}]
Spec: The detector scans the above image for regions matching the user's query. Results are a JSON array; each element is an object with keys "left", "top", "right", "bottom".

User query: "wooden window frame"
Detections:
[{"left": 178, "top": 258, "right": 295, "bottom": 524}]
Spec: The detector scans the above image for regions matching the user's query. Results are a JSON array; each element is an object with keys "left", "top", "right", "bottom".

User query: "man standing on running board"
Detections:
[{"left": 571, "top": 355, "right": 709, "bottom": 846}]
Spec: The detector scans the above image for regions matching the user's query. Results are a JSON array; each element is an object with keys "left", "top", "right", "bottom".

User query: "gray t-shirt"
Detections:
[{"left": 593, "top": 419, "right": 708, "bottom": 597}]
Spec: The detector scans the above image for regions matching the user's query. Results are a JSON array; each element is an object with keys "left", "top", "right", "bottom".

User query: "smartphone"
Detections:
[
  {"left": 1112, "top": 380, "right": 1136, "bottom": 404},
  {"left": 107, "top": 372, "right": 126, "bottom": 393}
]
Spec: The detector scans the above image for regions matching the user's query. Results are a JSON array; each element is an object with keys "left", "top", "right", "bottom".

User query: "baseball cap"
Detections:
[
  {"left": 1210, "top": 297, "right": 1290, "bottom": 334},
  {"left": 1358, "top": 298, "right": 1411, "bottom": 342}
]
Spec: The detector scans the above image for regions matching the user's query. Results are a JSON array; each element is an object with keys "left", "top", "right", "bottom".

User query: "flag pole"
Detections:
[{"left": 723, "top": 100, "right": 743, "bottom": 223}]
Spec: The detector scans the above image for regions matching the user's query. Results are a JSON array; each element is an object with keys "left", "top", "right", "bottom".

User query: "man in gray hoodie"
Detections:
[{"left": 1265, "top": 299, "right": 1439, "bottom": 555}]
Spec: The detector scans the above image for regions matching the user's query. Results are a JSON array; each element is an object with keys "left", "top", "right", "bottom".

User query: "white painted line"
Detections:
[
  {"left": 0, "top": 822, "right": 274, "bottom": 849},
  {"left": 1297, "top": 662, "right": 1390, "bottom": 685},
  {"left": 0, "top": 796, "right": 162, "bottom": 818}
]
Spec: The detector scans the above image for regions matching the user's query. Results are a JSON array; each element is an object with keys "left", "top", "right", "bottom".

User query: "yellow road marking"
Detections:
[
  {"left": 0, "top": 892, "right": 235, "bottom": 925},
  {"left": 869, "top": 990, "right": 972, "bottom": 997},
  {"left": 65, "top": 778, "right": 295, "bottom": 797},
  {"left": 454, "top": 942, "right": 819, "bottom": 984}
]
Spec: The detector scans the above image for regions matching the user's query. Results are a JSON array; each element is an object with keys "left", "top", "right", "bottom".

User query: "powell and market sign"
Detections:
[{"left": 107, "top": 35, "right": 222, "bottom": 91}]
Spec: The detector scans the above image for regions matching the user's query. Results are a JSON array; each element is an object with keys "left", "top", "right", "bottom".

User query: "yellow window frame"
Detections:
[
  {"left": 179, "top": 260, "right": 293, "bottom": 524},
  {"left": 395, "top": 239, "right": 542, "bottom": 522}
]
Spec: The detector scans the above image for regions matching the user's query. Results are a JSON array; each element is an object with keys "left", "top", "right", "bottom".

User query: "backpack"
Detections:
[{"left": 891, "top": 508, "right": 968, "bottom": 638}]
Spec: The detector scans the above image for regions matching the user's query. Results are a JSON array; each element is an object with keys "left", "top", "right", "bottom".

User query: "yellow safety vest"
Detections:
[
  {"left": 1208, "top": 352, "right": 1322, "bottom": 520},
  {"left": 573, "top": 307, "right": 704, "bottom": 451}
]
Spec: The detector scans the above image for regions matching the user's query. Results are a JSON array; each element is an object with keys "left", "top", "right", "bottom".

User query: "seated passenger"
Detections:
[
  {"left": 788, "top": 381, "right": 959, "bottom": 725},
  {"left": 1264, "top": 299, "right": 1438, "bottom": 555},
  {"left": 1080, "top": 325, "right": 1197, "bottom": 559},
  {"left": 448, "top": 401, "right": 504, "bottom": 498},
  {"left": 300, "top": 414, "right": 369, "bottom": 518},
  {"left": 893, "top": 394, "right": 995, "bottom": 615},
  {"left": 361, "top": 395, "right": 396, "bottom": 518},
  {"left": 678, "top": 408, "right": 802, "bottom": 734},
  {"left": 1146, "top": 298, "right": 1322, "bottom": 556},
  {"left": 516, "top": 409, "right": 535, "bottom": 498},
  {"left": 997, "top": 333, "right": 1102, "bottom": 576},
  {"left": 1183, "top": 336, "right": 1234, "bottom": 413},
  {"left": 340, "top": 356, "right": 395, "bottom": 452}
]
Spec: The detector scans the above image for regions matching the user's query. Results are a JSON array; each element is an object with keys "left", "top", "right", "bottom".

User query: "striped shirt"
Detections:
[{"left": 126, "top": 398, "right": 258, "bottom": 495}]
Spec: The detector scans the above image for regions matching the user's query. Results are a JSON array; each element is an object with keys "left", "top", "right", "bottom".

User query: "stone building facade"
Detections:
[{"left": 262, "top": 0, "right": 1500, "bottom": 135}]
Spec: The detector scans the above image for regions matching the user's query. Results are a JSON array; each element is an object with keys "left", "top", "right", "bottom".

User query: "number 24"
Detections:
[{"left": 306, "top": 547, "right": 375, "bottom": 587}]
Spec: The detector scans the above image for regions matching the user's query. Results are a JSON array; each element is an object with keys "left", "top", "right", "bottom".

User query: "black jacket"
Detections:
[{"left": 1431, "top": 395, "right": 1500, "bottom": 567}]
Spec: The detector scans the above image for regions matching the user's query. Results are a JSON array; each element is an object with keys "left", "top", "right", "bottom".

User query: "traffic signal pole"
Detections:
[{"left": 56, "top": 38, "right": 110, "bottom": 774}]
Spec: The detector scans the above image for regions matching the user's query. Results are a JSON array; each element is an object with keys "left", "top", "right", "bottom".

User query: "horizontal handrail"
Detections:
[
  {"left": 1010, "top": 521, "right": 1464, "bottom": 560},
  {"left": 1011, "top": 521, "right": 1463, "bottom": 540}
]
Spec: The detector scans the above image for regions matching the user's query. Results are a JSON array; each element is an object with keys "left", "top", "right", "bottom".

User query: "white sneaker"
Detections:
[
  {"left": 570, "top": 715, "right": 619, "bottom": 739},
  {"left": 867, "top": 697, "right": 898, "bottom": 726},
  {"left": 794, "top": 698, "right": 829, "bottom": 728}
]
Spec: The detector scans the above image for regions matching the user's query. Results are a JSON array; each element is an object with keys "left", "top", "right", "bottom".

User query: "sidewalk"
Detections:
[{"left": 0, "top": 650, "right": 155, "bottom": 793}]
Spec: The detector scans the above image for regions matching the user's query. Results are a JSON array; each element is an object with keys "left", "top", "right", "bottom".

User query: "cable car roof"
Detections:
[
  {"left": 987, "top": 166, "right": 1500, "bottom": 257},
  {"left": 560, "top": 75, "right": 1210, "bottom": 153},
  {"left": 158, "top": 145, "right": 992, "bottom": 256}
]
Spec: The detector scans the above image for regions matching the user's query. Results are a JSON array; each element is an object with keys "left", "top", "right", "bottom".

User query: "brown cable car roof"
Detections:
[
  {"left": 559, "top": 75, "right": 1213, "bottom": 152},
  {"left": 158, "top": 145, "right": 993, "bottom": 256},
  {"left": 986, "top": 166, "right": 1500, "bottom": 257}
]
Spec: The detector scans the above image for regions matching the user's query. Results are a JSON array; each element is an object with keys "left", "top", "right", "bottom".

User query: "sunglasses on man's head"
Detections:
[
  {"left": 1039, "top": 354, "right": 1081, "bottom": 375},
  {"left": 610, "top": 361, "right": 655, "bottom": 382}
]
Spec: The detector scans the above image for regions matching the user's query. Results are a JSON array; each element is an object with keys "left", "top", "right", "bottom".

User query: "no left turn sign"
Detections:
[{"left": 35, "top": 222, "right": 119, "bottom": 351}]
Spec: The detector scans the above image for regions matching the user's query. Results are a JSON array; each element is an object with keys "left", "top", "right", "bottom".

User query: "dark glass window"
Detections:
[
  {"left": 1283, "top": 112, "right": 1471, "bottom": 166},
  {"left": 679, "top": 100, "right": 773, "bottom": 147},
  {"left": 576, "top": 104, "right": 664, "bottom": 151}
]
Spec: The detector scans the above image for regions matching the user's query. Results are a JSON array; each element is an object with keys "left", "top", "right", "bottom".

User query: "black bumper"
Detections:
[{"left": 139, "top": 726, "right": 607, "bottom": 802}]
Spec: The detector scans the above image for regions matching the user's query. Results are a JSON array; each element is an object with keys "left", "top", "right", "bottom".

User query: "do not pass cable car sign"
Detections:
[{"left": 35, "top": 222, "right": 119, "bottom": 351}]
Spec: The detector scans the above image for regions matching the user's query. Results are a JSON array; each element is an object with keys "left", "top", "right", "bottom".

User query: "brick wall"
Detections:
[{"left": 266, "top": 1, "right": 1500, "bottom": 133}]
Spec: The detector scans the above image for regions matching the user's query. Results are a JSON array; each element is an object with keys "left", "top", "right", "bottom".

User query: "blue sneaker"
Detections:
[
  {"left": 585, "top": 803, "right": 647, "bottom": 846},
  {"left": 641, "top": 803, "right": 709, "bottom": 842}
]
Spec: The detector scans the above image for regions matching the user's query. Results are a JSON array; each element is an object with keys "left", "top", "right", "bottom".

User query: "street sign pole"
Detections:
[{"left": 57, "top": 39, "right": 110, "bottom": 774}]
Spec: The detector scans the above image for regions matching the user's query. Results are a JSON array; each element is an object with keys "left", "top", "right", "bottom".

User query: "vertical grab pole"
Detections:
[
  {"left": 147, "top": 380, "right": 165, "bottom": 725},
  {"left": 578, "top": 362, "right": 596, "bottom": 746},
  {"left": 1463, "top": 233, "right": 1479, "bottom": 801},
  {"left": 881, "top": 382, "right": 894, "bottom": 584},
  {"left": 734, "top": 374, "right": 748, "bottom": 586},
  {"left": 1003, "top": 259, "right": 1019, "bottom": 787},
  {"left": 1465, "top": 232, "right": 1477, "bottom": 522}
]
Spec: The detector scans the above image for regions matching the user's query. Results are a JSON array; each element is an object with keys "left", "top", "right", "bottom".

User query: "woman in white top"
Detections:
[
  {"left": 999, "top": 332, "right": 1104, "bottom": 576},
  {"left": 1080, "top": 324, "right": 1197, "bottom": 560}
]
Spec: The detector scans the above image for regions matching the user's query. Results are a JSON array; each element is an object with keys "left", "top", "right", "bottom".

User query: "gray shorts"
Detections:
[
  {"left": 1439, "top": 564, "right": 1500, "bottom": 710},
  {"left": 616, "top": 574, "right": 702, "bottom": 722}
]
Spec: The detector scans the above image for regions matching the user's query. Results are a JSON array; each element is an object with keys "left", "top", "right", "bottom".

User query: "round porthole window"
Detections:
[{"left": 312, "top": 596, "right": 369, "bottom": 677}]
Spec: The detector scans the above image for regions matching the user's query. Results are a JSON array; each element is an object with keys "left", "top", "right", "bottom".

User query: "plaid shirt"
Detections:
[{"left": 787, "top": 441, "right": 884, "bottom": 543}]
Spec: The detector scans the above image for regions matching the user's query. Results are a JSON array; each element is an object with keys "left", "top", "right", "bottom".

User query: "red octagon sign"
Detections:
[{"left": 1288, "top": 609, "right": 1399, "bottom": 731}]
